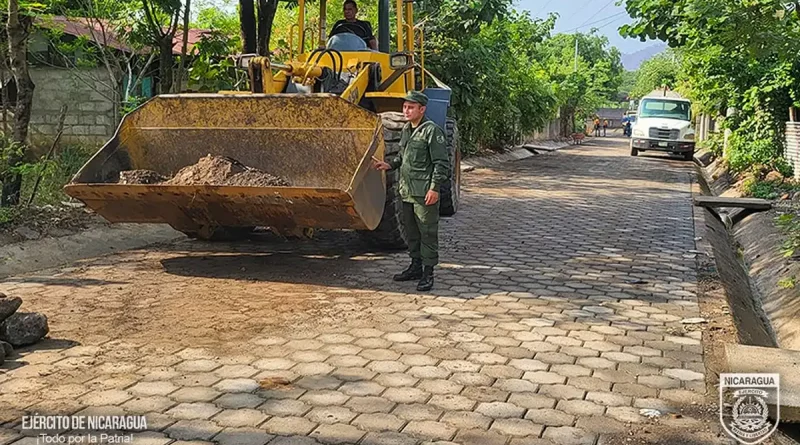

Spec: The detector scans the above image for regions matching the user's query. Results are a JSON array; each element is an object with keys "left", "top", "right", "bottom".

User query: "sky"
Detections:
[{"left": 515, "top": 0, "right": 651, "bottom": 55}]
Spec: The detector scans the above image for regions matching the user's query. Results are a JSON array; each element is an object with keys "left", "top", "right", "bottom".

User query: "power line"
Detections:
[
  {"left": 563, "top": 10, "right": 627, "bottom": 33},
  {"left": 569, "top": 0, "right": 620, "bottom": 33}
]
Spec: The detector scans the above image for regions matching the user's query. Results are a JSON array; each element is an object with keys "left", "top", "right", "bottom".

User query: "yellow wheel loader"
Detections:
[{"left": 63, "top": 0, "right": 461, "bottom": 247}]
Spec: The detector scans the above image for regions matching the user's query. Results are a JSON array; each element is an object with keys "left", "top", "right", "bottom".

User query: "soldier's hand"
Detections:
[
  {"left": 371, "top": 157, "right": 391, "bottom": 171},
  {"left": 425, "top": 190, "right": 439, "bottom": 206}
]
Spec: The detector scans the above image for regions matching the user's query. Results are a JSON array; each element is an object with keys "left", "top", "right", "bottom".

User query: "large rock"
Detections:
[
  {"left": 0, "top": 312, "right": 49, "bottom": 346},
  {"left": 0, "top": 293, "right": 22, "bottom": 323}
]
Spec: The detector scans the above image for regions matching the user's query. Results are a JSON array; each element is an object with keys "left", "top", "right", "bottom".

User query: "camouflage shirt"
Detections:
[{"left": 388, "top": 117, "right": 450, "bottom": 202}]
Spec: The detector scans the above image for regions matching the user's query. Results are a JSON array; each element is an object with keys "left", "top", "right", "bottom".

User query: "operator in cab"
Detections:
[{"left": 330, "top": 0, "right": 378, "bottom": 50}]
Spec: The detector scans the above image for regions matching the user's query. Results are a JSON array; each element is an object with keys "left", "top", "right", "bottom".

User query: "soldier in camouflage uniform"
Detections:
[{"left": 373, "top": 91, "right": 450, "bottom": 291}]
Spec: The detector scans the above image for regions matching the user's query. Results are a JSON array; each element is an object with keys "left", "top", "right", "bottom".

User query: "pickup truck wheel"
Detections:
[
  {"left": 683, "top": 151, "right": 694, "bottom": 162},
  {"left": 630, "top": 146, "right": 638, "bottom": 156}
]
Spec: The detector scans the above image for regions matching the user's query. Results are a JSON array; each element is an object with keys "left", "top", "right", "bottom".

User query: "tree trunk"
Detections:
[
  {"left": 240, "top": 0, "right": 257, "bottom": 54},
  {"left": 3, "top": 1, "right": 34, "bottom": 206},
  {"left": 257, "top": 0, "right": 278, "bottom": 56},
  {"left": 176, "top": 0, "right": 191, "bottom": 92},
  {"left": 159, "top": 38, "right": 174, "bottom": 94}
]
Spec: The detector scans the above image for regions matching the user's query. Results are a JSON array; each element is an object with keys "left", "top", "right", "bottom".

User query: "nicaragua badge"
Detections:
[{"left": 720, "top": 373, "right": 780, "bottom": 444}]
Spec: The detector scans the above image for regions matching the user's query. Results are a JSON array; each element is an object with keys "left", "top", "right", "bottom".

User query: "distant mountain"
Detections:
[{"left": 621, "top": 43, "right": 667, "bottom": 70}]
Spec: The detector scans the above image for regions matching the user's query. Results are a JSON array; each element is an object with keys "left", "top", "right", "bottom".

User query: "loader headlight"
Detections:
[{"left": 390, "top": 53, "right": 412, "bottom": 69}]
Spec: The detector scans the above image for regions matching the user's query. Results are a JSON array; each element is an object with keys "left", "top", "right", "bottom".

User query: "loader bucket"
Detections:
[{"left": 64, "top": 94, "right": 388, "bottom": 234}]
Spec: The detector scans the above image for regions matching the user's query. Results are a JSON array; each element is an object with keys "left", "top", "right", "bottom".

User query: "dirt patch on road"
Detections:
[
  {"left": 0, "top": 205, "right": 106, "bottom": 247},
  {"left": 117, "top": 155, "right": 290, "bottom": 187}
]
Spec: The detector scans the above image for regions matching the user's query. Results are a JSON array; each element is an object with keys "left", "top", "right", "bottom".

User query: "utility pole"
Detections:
[{"left": 574, "top": 35, "right": 578, "bottom": 72}]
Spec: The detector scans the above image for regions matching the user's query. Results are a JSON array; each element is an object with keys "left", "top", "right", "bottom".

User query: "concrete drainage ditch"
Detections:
[{"left": 693, "top": 153, "right": 800, "bottom": 444}]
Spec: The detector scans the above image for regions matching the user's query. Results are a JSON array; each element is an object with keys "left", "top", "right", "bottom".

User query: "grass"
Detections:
[
  {"left": 740, "top": 177, "right": 800, "bottom": 199},
  {"left": 778, "top": 276, "right": 797, "bottom": 289},
  {"left": 19, "top": 144, "right": 95, "bottom": 206}
]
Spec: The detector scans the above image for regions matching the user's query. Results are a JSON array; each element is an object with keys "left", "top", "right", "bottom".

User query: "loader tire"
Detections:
[
  {"left": 439, "top": 118, "right": 461, "bottom": 216},
  {"left": 357, "top": 112, "right": 407, "bottom": 250}
]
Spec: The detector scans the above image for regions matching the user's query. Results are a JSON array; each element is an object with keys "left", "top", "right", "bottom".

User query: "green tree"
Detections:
[
  {"left": 536, "top": 31, "right": 624, "bottom": 136},
  {"left": 620, "top": 0, "right": 800, "bottom": 173},
  {"left": 629, "top": 51, "right": 681, "bottom": 99}
]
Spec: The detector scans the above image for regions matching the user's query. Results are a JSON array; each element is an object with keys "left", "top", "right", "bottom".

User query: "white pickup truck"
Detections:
[{"left": 630, "top": 90, "right": 696, "bottom": 161}]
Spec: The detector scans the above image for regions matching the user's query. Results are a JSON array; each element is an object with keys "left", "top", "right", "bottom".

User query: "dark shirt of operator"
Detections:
[{"left": 331, "top": 19, "right": 377, "bottom": 49}]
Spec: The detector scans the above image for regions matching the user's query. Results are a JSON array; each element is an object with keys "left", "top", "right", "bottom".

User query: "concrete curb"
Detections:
[{"left": 460, "top": 140, "right": 571, "bottom": 172}]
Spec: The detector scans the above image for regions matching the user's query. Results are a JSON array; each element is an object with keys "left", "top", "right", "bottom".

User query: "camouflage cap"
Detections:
[{"left": 404, "top": 91, "right": 428, "bottom": 106}]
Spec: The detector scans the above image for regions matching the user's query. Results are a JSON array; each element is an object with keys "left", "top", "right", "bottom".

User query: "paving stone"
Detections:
[
  {"left": 663, "top": 368, "right": 704, "bottom": 381},
  {"left": 605, "top": 406, "right": 644, "bottom": 423},
  {"left": 212, "top": 409, "right": 268, "bottom": 427},
  {"left": 403, "top": 421, "right": 456, "bottom": 441},
  {"left": 326, "top": 355, "right": 369, "bottom": 368},
  {"left": 171, "top": 387, "right": 221, "bottom": 403},
  {"left": 399, "top": 354, "right": 438, "bottom": 366},
  {"left": 550, "top": 364, "right": 591, "bottom": 377},
  {"left": 368, "top": 361, "right": 410, "bottom": 373},
  {"left": 538, "top": 385, "right": 586, "bottom": 400},
  {"left": 417, "top": 379, "right": 463, "bottom": 395},
  {"left": 480, "top": 365, "right": 523, "bottom": 379},
  {"left": 494, "top": 378, "right": 538, "bottom": 393},
  {"left": 490, "top": 418, "right": 544, "bottom": 437},
  {"left": 523, "top": 371, "right": 566, "bottom": 385},
  {"left": 375, "top": 373, "right": 420, "bottom": 388},
  {"left": 535, "top": 352, "right": 575, "bottom": 365},
  {"left": 310, "top": 423, "right": 366, "bottom": 444},
  {"left": 592, "top": 370, "right": 636, "bottom": 384},
  {"left": 166, "top": 403, "right": 221, "bottom": 420},
  {"left": 360, "top": 431, "right": 419, "bottom": 445},
  {"left": 212, "top": 379, "right": 260, "bottom": 393},
  {"left": 542, "top": 426, "right": 596, "bottom": 445},
  {"left": 452, "top": 429, "right": 508, "bottom": 445},
  {"left": 428, "top": 395, "right": 476, "bottom": 411},
  {"left": 474, "top": 401, "right": 525, "bottom": 418},
  {"left": 439, "top": 360, "right": 482, "bottom": 373},
  {"left": 361, "top": 349, "right": 402, "bottom": 361},
  {"left": 556, "top": 399, "right": 605, "bottom": 416},
  {"left": 393, "top": 403, "right": 443, "bottom": 421},
  {"left": 524, "top": 409, "right": 574, "bottom": 426},
  {"left": 130, "top": 381, "right": 179, "bottom": 397},
  {"left": 122, "top": 396, "right": 176, "bottom": 413},
  {"left": 345, "top": 396, "right": 396, "bottom": 413},
  {"left": 164, "top": 420, "right": 223, "bottom": 441},
  {"left": 351, "top": 413, "right": 406, "bottom": 432},
  {"left": 611, "top": 383, "right": 658, "bottom": 398},
  {"left": 78, "top": 389, "right": 133, "bottom": 406},
  {"left": 263, "top": 415, "right": 318, "bottom": 435},
  {"left": 637, "top": 375, "right": 680, "bottom": 389},
  {"left": 338, "top": 381, "right": 385, "bottom": 397},
  {"left": 215, "top": 393, "right": 264, "bottom": 409},
  {"left": 213, "top": 427, "right": 274, "bottom": 445},
  {"left": 585, "top": 391, "right": 631, "bottom": 407},
  {"left": 508, "top": 392, "right": 555, "bottom": 409},
  {"left": 298, "top": 390, "right": 350, "bottom": 407},
  {"left": 576, "top": 357, "right": 616, "bottom": 370},
  {"left": 259, "top": 399, "right": 311, "bottom": 416},
  {"left": 460, "top": 386, "right": 509, "bottom": 403},
  {"left": 408, "top": 366, "right": 450, "bottom": 379},
  {"left": 382, "top": 387, "right": 430, "bottom": 404},
  {"left": 440, "top": 411, "right": 492, "bottom": 430},
  {"left": 330, "top": 367, "right": 376, "bottom": 382},
  {"left": 303, "top": 406, "right": 356, "bottom": 424},
  {"left": 449, "top": 373, "right": 495, "bottom": 387},
  {"left": 268, "top": 436, "right": 323, "bottom": 445},
  {"left": 173, "top": 374, "right": 221, "bottom": 387}
]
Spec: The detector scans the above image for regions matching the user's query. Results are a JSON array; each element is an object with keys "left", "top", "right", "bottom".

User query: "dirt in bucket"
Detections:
[
  {"left": 116, "top": 155, "right": 290, "bottom": 187},
  {"left": 117, "top": 170, "right": 168, "bottom": 184}
]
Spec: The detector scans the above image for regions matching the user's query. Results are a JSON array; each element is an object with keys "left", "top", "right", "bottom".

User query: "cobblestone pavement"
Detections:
[{"left": 0, "top": 136, "right": 728, "bottom": 445}]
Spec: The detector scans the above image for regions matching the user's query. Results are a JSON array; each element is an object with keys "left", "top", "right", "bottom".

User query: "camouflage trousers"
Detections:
[{"left": 402, "top": 197, "right": 440, "bottom": 266}]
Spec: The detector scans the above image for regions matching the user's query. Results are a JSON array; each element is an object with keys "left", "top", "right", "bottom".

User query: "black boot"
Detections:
[
  {"left": 417, "top": 266, "right": 434, "bottom": 291},
  {"left": 393, "top": 259, "right": 422, "bottom": 282}
]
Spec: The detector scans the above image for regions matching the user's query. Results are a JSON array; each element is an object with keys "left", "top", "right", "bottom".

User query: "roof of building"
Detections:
[
  {"left": 595, "top": 108, "right": 626, "bottom": 120},
  {"left": 38, "top": 16, "right": 211, "bottom": 55}
]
